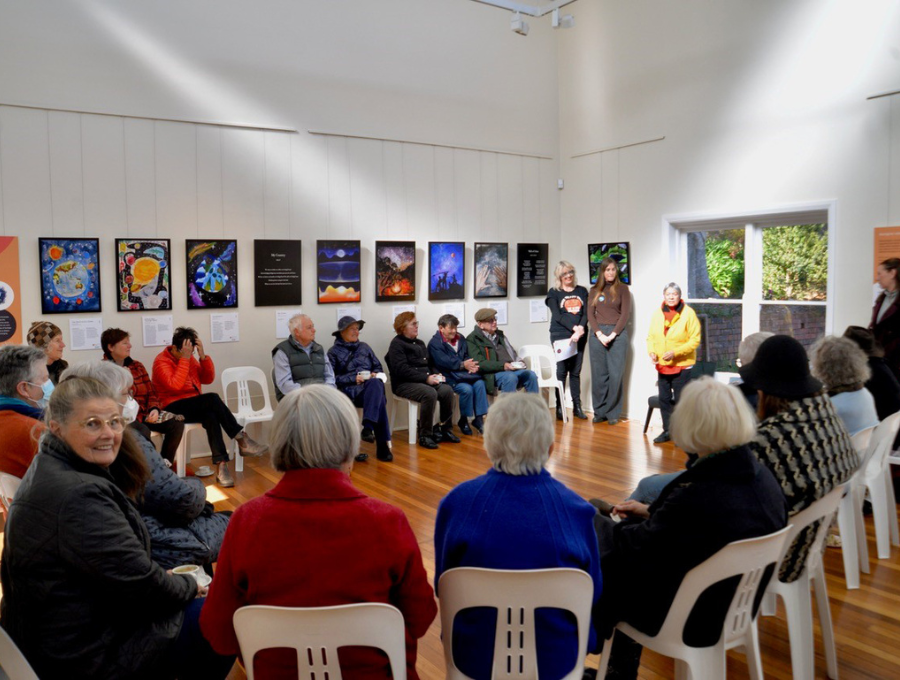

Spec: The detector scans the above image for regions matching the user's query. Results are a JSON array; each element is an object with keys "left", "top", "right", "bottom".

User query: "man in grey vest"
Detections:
[{"left": 272, "top": 314, "right": 335, "bottom": 401}]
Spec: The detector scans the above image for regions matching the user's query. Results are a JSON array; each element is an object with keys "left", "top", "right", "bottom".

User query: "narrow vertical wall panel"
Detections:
[
  {"left": 454, "top": 149, "right": 481, "bottom": 243},
  {"left": 347, "top": 138, "right": 387, "bottom": 244},
  {"left": 403, "top": 144, "right": 437, "bottom": 240},
  {"left": 498, "top": 154, "right": 524, "bottom": 240},
  {"left": 434, "top": 146, "right": 456, "bottom": 238},
  {"left": 47, "top": 111, "right": 84, "bottom": 236},
  {"left": 291, "top": 133, "right": 328, "bottom": 240},
  {"left": 522, "top": 157, "right": 541, "bottom": 241},
  {"left": 196, "top": 126, "right": 223, "bottom": 239},
  {"left": 890, "top": 98, "right": 900, "bottom": 225},
  {"left": 382, "top": 141, "right": 407, "bottom": 239},
  {"left": 479, "top": 153, "right": 499, "bottom": 240},
  {"left": 600, "top": 150, "right": 619, "bottom": 241},
  {"left": 221, "top": 127, "right": 265, "bottom": 239},
  {"left": 0, "top": 106, "right": 53, "bottom": 235},
  {"left": 81, "top": 114, "right": 127, "bottom": 240},
  {"left": 263, "top": 131, "right": 291, "bottom": 239},
  {"left": 123, "top": 118, "right": 157, "bottom": 237},
  {"left": 539, "top": 158, "right": 559, "bottom": 246},
  {"left": 156, "top": 121, "right": 198, "bottom": 240},
  {"left": 325, "top": 136, "right": 351, "bottom": 236},
  {"left": 560, "top": 155, "right": 599, "bottom": 251}
]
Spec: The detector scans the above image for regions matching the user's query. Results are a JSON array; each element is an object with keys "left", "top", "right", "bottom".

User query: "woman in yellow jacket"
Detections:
[{"left": 646, "top": 282, "right": 701, "bottom": 444}]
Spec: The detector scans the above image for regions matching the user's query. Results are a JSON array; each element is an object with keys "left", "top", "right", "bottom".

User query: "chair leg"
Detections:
[
  {"left": 234, "top": 424, "right": 244, "bottom": 473},
  {"left": 853, "top": 486, "right": 870, "bottom": 574},
  {"left": 782, "top": 580, "right": 816, "bottom": 680},
  {"left": 176, "top": 430, "right": 189, "bottom": 479},
  {"left": 596, "top": 634, "right": 614, "bottom": 680},
  {"left": 556, "top": 384, "right": 569, "bottom": 424},
  {"left": 745, "top": 622, "right": 765, "bottom": 680},
  {"left": 812, "top": 564, "right": 838, "bottom": 680},
  {"left": 760, "top": 590, "right": 777, "bottom": 617},
  {"left": 868, "top": 480, "right": 892, "bottom": 559},
  {"left": 643, "top": 405, "right": 654, "bottom": 435},
  {"left": 408, "top": 401, "right": 418, "bottom": 445},
  {"left": 836, "top": 490, "right": 860, "bottom": 589},
  {"left": 886, "top": 470, "right": 899, "bottom": 547}
]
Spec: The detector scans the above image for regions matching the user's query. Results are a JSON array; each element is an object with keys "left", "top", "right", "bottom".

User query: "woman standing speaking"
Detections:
[
  {"left": 545, "top": 261, "right": 588, "bottom": 420},
  {"left": 588, "top": 257, "right": 631, "bottom": 426}
]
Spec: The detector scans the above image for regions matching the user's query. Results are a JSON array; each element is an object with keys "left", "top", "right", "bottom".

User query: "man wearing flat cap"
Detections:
[
  {"left": 272, "top": 313, "right": 335, "bottom": 402},
  {"left": 467, "top": 308, "right": 539, "bottom": 396},
  {"left": 328, "top": 316, "right": 394, "bottom": 462}
]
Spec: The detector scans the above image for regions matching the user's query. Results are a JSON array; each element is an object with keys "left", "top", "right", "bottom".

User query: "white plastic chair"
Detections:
[
  {"left": 0, "top": 626, "right": 39, "bottom": 680},
  {"left": 390, "top": 394, "right": 423, "bottom": 445},
  {"left": 518, "top": 345, "right": 568, "bottom": 424},
  {"left": 0, "top": 472, "right": 22, "bottom": 513},
  {"left": 836, "top": 425, "right": 876, "bottom": 589},
  {"left": 438, "top": 567, "right": 593, "bottom": 680},
  {"left": 597, "top": 525, "right": 792, "bottom": 680},
  {"left": 761, "top": 485, "right": 846, "bottom": 680},
  {"left": 856, "top": 412, "right": 900, "bottom": 559},
  {"left": 232, "top": 603, "right": 407, "bottom": 680},
  {"left": 221, "top": 366, "right": 275, "bottom": 474}
]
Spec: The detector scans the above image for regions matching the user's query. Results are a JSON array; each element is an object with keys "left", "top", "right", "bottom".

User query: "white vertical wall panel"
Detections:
[
  {"left": 80, "top": 115, "right": 127, "bottom": 240},
  {"left": 454, "top": 149, "right": 481, "bottom": 243},
  {"left": 324, "top": 136, "right": 351, "bottom": 236},
  {"left": 539, "top": 158, "right": 559, "bottom": 245},
  {"left": 196, "top": 126, "right": 223, "bottom": 238},
  {"left": 347, "top": 138, "right": 387, "bottom": 244},
  {"left": 123, "top": 118, "right": 157, "bottom": 237},
  {"left": 498, "top": 154, "right": 524, "bottom": 240},
  {"left": 890, "top": 97, "right": 900, "bottom": 226},
  {"left": 403, "top": 143, "right": 437, "bottom": 241},
  {"left": 221, "top": 127, "right": 264, "bottom": 239},
  {"left": 382, "top": 142, "right": 407, "bottom": 239},
  {"left": 434, "top": 146, "right": 456, "bottom": 238},
  {"left": 155, "top": 121, "right": 198, "bottom": 240},
  {"left": 0, "top": 107, "right": 53, "bottom": 235},
  {"left": 600, "top": 150, "right": 620, "bottom": 241},
  {"left": 47, "top": 111, "right": 84, "bottom": 236},
  {"left": 522, "top": 157, "right": 541, "bottom": 242},
  {"left": 291, "top": 133, "right": 328, "bottom": 240},
  {"left": 479, "top": 153, "right": 499, "bottom": 241},
  {"left": 263, "top": 131, "right": 291, "bottom": 239}
]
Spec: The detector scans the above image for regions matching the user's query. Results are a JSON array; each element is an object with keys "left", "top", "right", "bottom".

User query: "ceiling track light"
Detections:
[
  {"left": 511, "top": 11, "right": 530, "bottom": 36},
  {"left": 551, "top": 8, "right": 575, "bottom": 29},
  {"left": 469, "top": 1, "right": 578, "bottom": 36}
]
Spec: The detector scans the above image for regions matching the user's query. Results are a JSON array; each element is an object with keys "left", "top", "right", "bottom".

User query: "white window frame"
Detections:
[{"left": 661, "top": 201, "right": 836, "bottom": 352}]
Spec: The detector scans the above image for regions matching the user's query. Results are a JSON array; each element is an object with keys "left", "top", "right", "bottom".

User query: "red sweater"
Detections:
[
  {"left": 0, "top": 411, "right": 45, "bottom": 478},
  {"left": 200, "top": 468, "right": 437, "bottom": 680},
  {"left": 151, "top": 347, "right": 215, "bottom": 408}
]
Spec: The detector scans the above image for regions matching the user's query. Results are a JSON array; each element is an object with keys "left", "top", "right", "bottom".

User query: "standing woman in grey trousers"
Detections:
[{"left": 588, "top": 257, "right": 631, "bottom": 425}]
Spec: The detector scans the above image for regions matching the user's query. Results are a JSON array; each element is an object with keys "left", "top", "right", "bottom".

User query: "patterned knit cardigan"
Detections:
[{"left": 747, "top": 394, "right": 859, "bottom": 582}]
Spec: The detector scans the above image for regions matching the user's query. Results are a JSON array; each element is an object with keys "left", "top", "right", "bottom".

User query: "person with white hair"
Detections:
[
  {"left": 272, "top": 313, "right": 335, "bottom": 401},
  {"left": 594, "top": 378, "right": 787, "bottom": 679},
  {"left": 434, "top": 392, "right": 602, "bottom": 679},
  {"left": 810, "top": 335, "right": 879, "bottom": 436},
  {"left": 201, "top": 385, "right": 436, "bottom": 679}
]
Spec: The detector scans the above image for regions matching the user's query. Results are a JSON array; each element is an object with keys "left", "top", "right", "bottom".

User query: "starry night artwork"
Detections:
[
  {"left": 39, "top": 238, "right": 102, "bottom": 314},
  {"left": 589, "top": 242, "right": 631, "bottom": 285},
  {"left": 375, "top": 241, "right": 416, "bottom": 302},
  {"left": 115, "top": 239, "right": 171, "bottom": 312},
  {"left": 474, "top": 242, "right": 508, "bottom": 299},
  {"left": 317, "top": 240, "right": 361, "bottom": 304},
  {"left": 428, "top": 242, "right": 465, "bottom": 301},
  {"left": 185, "top": 240, "right": 238, "bottom": 309}
]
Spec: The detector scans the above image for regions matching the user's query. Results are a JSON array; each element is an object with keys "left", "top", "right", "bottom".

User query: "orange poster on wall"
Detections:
[
  {"left": 0, "top": 236, "right": 23, "bottom": 345},
  {"left": 874, "top": 226, "right": 900, "bottom": 280}
]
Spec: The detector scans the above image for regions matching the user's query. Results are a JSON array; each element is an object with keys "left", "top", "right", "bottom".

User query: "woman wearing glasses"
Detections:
[
  {"left": 545, "top": 261, "right": 589, "bottom": 419},
  {"left": 0, "top": 376, "right": 234, "bottom": 680}
]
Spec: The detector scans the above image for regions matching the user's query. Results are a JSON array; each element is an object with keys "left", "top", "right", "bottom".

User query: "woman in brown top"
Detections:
[{"left": 588, "top": 257, "right": 631, "bottom": 425}]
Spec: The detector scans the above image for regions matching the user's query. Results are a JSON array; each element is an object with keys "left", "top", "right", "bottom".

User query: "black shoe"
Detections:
[
  {"left": 354, "top": 453, "right": 369, "bottom": 462},
  {"left": 556, "top": 404, "right": 564, "bottom": 421},
  {"left": 361, "top": 427, "right": 376, "bottom": 443},
  {"left": 607, "top": 419, "right": 619, "bottom": 426},
  {"left": 458, "top": 418, "right": 473, "bottom": 436},
  {"left": 589, "top": 498, "right": 615, "bottom": 517},
  {"left": 592, "top": 414, "right": 607, "bottom": 424},
  {"left": 472, "top": 416, "right": 484, "bottom": 434},
  {"left": 431, "top": 428, "right": 443, "bottom": 444},
  {"left": 653, "top": 431, "right": 671, "bottom": 444},
  {"left": 440, "top": 426, "right": 461, "bottom": 444},
  {"left": 573, "top": 403, "right": 588, "bottom": 420},
  {"left": 418, "top": 436, "right": 438, "bottom": 450},
  {"left": 377, "top": 450, "right": 394, "bottom": 461}
]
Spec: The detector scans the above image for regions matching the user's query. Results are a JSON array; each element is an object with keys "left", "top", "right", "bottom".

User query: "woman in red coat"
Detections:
[{"left": 200, "top": 384, "right": 437, "bottom": 680}]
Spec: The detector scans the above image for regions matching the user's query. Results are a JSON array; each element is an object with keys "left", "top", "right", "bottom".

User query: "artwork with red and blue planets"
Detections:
[
  {"left": 39, "top": 238, "right": 102, "bottom": 314},
  {"left": 428, "top": 242, "right": 465, "bottom": 300},
  {"left": 116, "top": 238, "right": 171, "bottom": 311},
  {"left": 317, "top": 240, "right": 361, "bottom": 304},
  {"left": 186, "top": 240, "right": 238, "bottom": 309}
]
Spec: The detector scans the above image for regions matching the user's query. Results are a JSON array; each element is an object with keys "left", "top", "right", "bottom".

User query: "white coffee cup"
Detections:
[
  {"left": 173, "top": 564, "right": 212, "bottom": 587},
  {"left": 358, "top": 370, "right": 372, "bottom": 380}
]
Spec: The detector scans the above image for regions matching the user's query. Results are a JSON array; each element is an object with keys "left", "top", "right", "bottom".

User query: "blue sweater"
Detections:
[{"left": 435, "top": 468, "right": 602, "bottom": 680}]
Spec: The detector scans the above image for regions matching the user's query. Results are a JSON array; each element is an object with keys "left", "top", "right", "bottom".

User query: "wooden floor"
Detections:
[{"left": 204, "top": 414, "right": 900, "bottom": 680}]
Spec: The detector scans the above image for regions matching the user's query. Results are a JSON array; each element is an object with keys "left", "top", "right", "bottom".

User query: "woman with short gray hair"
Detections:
[
  {"left": 201, "top": 385, "right": 437, "bottom": 679},
  {"left": 434, "top": 392, "right": 602, "bottom": 679},
  {"left": 810, "top": 336, "right": 879, "bottom": 436}
]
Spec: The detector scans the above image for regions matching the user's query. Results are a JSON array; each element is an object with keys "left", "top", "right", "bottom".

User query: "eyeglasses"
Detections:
[
  {"left": 77, "top": 416, "right": 127, "bottom": 434},
  {"left": 408, "top": 322, "right": 420, "bottom": 327},
  {"left": 563, "top": 270, "right": 575, "bottom": 276}
]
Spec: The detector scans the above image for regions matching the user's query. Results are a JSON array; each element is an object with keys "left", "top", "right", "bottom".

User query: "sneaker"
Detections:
[
  {"left": 216, "top": 462, "right": 235, "bottom": 488},
  {"left": 458, "top": 418, "right": 473, "bottom": 436},
  {"left": 653, "top": 431, "right": 671, "bottom": 444},
  {"left": 236, "top": 432, "right": 268, "bottom": 457},
  {"left": 354, "top": 453, "right": 369, "bottom": 462},
  {"left": 440, "top": 426, "right": 461, "bottom": 444},
  {"left": 418, "top": 436, "right": 439, "bottom": 450},
  {"left": 361, "top": 427, "right": 376, "bottom": 443}
]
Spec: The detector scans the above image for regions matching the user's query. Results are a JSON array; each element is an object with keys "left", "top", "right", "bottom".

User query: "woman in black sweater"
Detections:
[{"left": 545, "top": 260, "right": 588, "bottom": 419}]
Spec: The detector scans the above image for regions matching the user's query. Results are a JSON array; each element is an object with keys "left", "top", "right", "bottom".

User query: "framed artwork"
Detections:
[
  {"left": 428, "top": 242, "right": 465, "bottom": 301},
  {"left": 38, "top": 238, "right": 102, "bottom": 314},
  {"left": 115, "top": 238, "right": 171, "bottom": 311},
  {"left": 375, "top": 241, "right": 416, "bottom": 302},
  {"left": 317, "top": 240, "right": 361, "bottom": 304},
  {"left": 589, "top": 242, "right": 631, "bottom": 285},
  {"left": 474, "top": 242, "right": 508, "bottom": 298},
  {"left": 185, "top": 239, "right": 238, "bottom": 309},
  {"left": 517, "top": 243, "right": 549, "bottom": 297},
  {"left": 254, "top": 239, "right": 302, "bottom": 306}
]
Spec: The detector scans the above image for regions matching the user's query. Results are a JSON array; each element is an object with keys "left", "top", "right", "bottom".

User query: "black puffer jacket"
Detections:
[{"left": 0, "top": 433, "right": 196, "bottom": 680}]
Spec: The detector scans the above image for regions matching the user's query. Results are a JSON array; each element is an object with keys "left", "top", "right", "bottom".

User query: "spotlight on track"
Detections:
[
  {"left": 511, "top": 12, "right": 530, "bottom": 36},
  {"left": 551, "top": 8, "right": 575, "bottom": 29}
]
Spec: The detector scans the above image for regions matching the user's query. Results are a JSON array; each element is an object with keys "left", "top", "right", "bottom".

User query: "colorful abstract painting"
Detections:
[
  {"left": 375, "top": 241, "right": 416, "bottom": 302},
  {"left": 428, "top": 242, "right": 465, "bottom": 301},
  {"left": 185, "top": 240, "right": 238, "bottom": 309},
  {"left": 115, "top": 239, "right": 171, "bottom": 311},
  {"left": 317, "top": 240, "right": 361, "bottom": 304},
  {"left": 474, "top": 242, "right": 508, "bottom": 298},
  {"left": 589, "top": 242, "right": 631, "bottom": 285},
  {"left": 39, "top": 238, "right": 102, "bottom": 314}
]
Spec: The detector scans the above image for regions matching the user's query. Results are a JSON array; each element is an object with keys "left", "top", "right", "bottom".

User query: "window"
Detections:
[{"left": 671, "top": 208, "right": 832, "bottom": 371}]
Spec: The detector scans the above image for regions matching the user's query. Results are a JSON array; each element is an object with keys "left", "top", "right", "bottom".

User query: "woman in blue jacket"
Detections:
[{"left": 427, "top": 314, "right": 489, "bottom": 435}]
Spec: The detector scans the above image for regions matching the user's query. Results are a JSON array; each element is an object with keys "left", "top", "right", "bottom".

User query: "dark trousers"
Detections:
[
  {"left": 165, "top": 393, "right": 242, "bottom": 464},
  {"left": 350, "top": 379, "right": 392, "bottom": 442},
  {"left": 168, "top": 598, "right": 236, "bottom": 680},
  {"left": 556, "top": 345, "right": 585, "bottom": 403},
  {"left": 589, "top": 327, "right": 629, "bottom": 420},
  {"left": 393, "top": 382, "right": 454, "bottom": 437},
  {"left": 657, "top": 367, "right": 692, "bottom": 431},
  {"left": 130, "top": 418, "right": 185, "bottom": 464}
]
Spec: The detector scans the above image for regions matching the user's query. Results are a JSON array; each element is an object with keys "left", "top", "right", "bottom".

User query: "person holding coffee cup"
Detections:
[
  {"left": 0, "top": 375, "right": 234, "bottom": 679},
  {"left": 328, "top": 316, "right": 394, "bottom": 461}
]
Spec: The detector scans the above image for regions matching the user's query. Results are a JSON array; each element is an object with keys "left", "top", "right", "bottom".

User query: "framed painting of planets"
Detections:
[
  {"left": 428, "top": 241, "right": 465, "bottom": 301},
  {"left": 38, "top": 238, "right": 102, "bottom": 314},
  {"left": 115, "top": 238, "right": 171, "bottom": 311},
  {"left": 317, "top": 240, "right": 361, "bottom": 304},
  {"left": 375, "top": 241, "right": 416, "bottom": 302},
  {"left": 185, "top": 239, "right": 238, "bottom": 309}
]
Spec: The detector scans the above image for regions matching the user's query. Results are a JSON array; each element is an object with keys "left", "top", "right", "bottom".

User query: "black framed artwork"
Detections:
[
  {"left": 254, "top": 239, "right": 302, "bottom": 306},
  {"left": 589, "top": 242, "right": 631, "bottom": 285},
  {"left": 39, "top": 237, "right": 102, "bottom": 314},
  {"left": 428, "top": 241, "right": 465, "bottom": 301},
  {"left": 517, "top": 243, "right": 549, "bottom": 297},
  {"left": 473, "top": 242, "right": 508, "bottom": 299},
  {"left": 185, "top": 239, "right": 238, "bottom": 309},
  {"left": 115, "top": 238, "right": 172, "bottom": 311},
  {"left": 375, "top": 241, "right": 416, "bottom": 302},
  {"left": 317, "top": 240, "right": 361, "bottom": 304}
]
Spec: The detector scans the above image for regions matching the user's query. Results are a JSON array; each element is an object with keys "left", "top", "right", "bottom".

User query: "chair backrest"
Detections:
[
  {"left": 0, "top": 626, "right": 39, "bottom": 679},
  {"left": 850, "top": 425, "right": 875, "bottom": 459},
  {"left": 776, "top": 484, "right": 846, "bottom": 581},
  {"left": 438, "top": 567, "right": 593, "bottom": 680},
  {"left": 0, "top": 473, "right": 23, "bottom": 513},
  {"left": 652, "top": 525, "right": 792, "bottom": 650},
  {"left": 233, "top": 603, "right": 407, "bottom": 680},
  {"left": 517, "top": 345, "right": 557, "bottom": 384},
  {"left": 860, "top": 412, "right": 900, "bottom": 486},
  {"left": 221, "top": 366, "right": 274, "bottom": 418}
]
